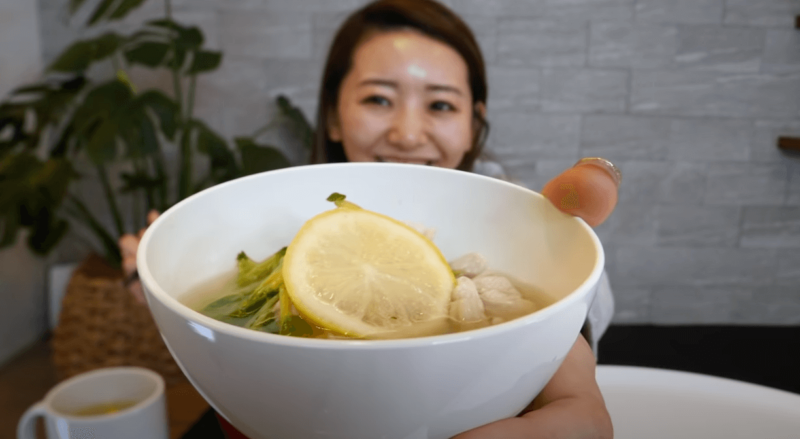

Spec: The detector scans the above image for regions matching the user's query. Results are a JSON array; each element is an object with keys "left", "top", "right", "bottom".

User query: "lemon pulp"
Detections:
[{"left": 282, "top": 206, "right": 454, "bottom": 338}]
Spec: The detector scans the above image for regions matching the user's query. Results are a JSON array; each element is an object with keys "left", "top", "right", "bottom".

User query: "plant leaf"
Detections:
[
  {"left": 48, "top": 32, "right": 124, "bottom": 72},
  {"left": 87, "top": 0, "right": 117, "bottom": 26},
  {"left": 109, "top": 0, "right": 147, "bottom": 19},
  {"left": 193, "top": 120, "right": 240, "bottom": 183},
  {"left": 69, "top": 0, "right": 88, "bottom": 15},
  {"left": 71, "top": 80, "right": 132, "bottom": 136},
  {"left": 146, "top": 18, "right": 183, "bottom": 33},
  {"left": 119, "top": 102, "right": 159, "bottom": 158},
  {"left": 13, "top": 84, "right": 51, "bottom": 95},
  {"left": 276, "top": 95, "right": 314, "bottom": 151},
  {"left": 188, "top": 50, "right": 222, "bottom": 74},
  {"left": 0, "top": 76, "right": 87, "bottom": 158},
  {"left": 0, "top": 108, "right": 27, "bottom": 158},
  {"left": 123, "top": 41, "right": 171, "bottom": 67},
  {"left": 32, "top": 159, "right": 76, "bottom": 207},
  {"left": 61, "top": 75, "right": 89, "bottom": 92},
  {"left": 0, "top": 154, "right": 73, "bottom": 253},
  {"left": 72, "top": 82, "right": 133, "bottom": 164},
  {"left": 137, "top": 90, "right": 178, "bottom": 139},
  {"left": 0, "top": 211, "right": 20, "bottom": 249},
  {"left": 62, "top": 195, "right": 122, "bottom": 267},
  {"left": 85, "top": 118, "right": 119, "bottom": 164},
  {"left": 119, "top": 171, "right": 164, "bottom": 193},
  {"left": 50, "top": 123, "right": 76, "bottom": 158},
  {"left": 168, "top": 47, "right": 188, "bottom": 70},
  {"left": 176, "top": 26, "right": 203, "bottom": 50},
  {"left": 235, "top": 137, "right": 291, "bottom": 175},
  {"left": 27, "top": 210, "right": 69, "bottom": 255},
  {"left": 31, "top": 78, "right": 88, "bottom": 135}
]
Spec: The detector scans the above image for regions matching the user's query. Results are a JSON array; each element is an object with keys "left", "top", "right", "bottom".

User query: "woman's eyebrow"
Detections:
[
  {"left": 358, "top": 79, "right": 463, "bottom": 95},
  {"left": 426, "top": 84, "right": 462, "bottom": 95},
  {"left": 358, "top": 79, "right": 397, "bottom": 88}
]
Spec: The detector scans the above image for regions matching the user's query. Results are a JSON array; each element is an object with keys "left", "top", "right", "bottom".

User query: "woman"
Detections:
[{"left": 310, "top": 0, "right": 617, "bottom": 438}]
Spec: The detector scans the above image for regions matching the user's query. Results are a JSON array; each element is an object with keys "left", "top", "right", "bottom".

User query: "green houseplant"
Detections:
[
  {"left": 0, "top": 0, "right": 313, "bottom": 268},
  {"left": 0, "top": 0, "right": 314, "bottom": 383}
]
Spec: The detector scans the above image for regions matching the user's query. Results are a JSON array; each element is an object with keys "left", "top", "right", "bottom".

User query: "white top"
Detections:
[{"left": 473, "top": 157, "right": 615, "bottom": 352}]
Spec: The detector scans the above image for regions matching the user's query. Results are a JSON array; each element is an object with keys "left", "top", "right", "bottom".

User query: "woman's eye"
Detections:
[
  {"left": 363, "top": 95, "right": 391, "bottom": 107},
  {"left": 430, "top": 101, "right": 455, "bottom": 112}
]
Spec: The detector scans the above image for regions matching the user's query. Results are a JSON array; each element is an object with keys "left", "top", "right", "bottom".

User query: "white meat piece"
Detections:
[
  {"left": 449, "top": 277, "right": 486, "bottom": 322},
  {"left": 491, "top": 317, "right": 505, "bottom": 325},
  {"left": 452, "top": 276, "right": 478, "bottom": 300},
  {"left": 473, "top": 275, "right": 521, "bottom": 299},
  {"left": 480, "top": 289, "right": 537, "bottom": 320},
  {"left": 449, "top": 253, "right": 488, "bottom": 278},
  {"left": 402, "top": 221, "right": 437, "bottom": 241}
]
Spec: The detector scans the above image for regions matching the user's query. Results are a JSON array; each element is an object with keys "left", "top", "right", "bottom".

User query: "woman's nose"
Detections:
[{"left": 387, "top": 106, "right": 426, "bottom": 149}]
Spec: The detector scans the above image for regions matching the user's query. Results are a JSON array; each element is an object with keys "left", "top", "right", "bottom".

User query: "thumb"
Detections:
[{"left": 541, "top": 163, "right": 618, "bottom": 227}]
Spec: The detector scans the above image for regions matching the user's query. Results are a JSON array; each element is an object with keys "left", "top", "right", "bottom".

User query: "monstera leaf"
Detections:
[
  {"left": 276, "top": 95, "right": 314, "bottom": 153},
  {"left": 236, "top": 137, "right": 291, "bottom": 175},
  {"left": 69, "top": 0, "right": 148, "bottom": 26},
  {"left": 124, "top": 19, "right": 222, "bottom": 74},
  {"left": 0, "top": 76, "right": 88, "bottom": 158},
  {"left": 48, "top": 33, "right": 124, "bottom": 72},
  {"left": 0, "top": 154, "right": 75, "bottom": 253},
  {"left": 0, "top": 0, "right": 301, "bottom": 265},
  {"left": 191, "top": 119, "right": 240, "bottom": 185}
]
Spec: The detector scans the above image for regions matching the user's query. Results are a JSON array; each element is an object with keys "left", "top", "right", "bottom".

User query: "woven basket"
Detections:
[{"left": 51, "top": 254, "right": 184, "bottom": 385}]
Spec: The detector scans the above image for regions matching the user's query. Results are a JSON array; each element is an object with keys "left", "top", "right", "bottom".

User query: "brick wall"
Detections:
[{"left": 36, "top": 0, "right": 800, "bottom": 325}]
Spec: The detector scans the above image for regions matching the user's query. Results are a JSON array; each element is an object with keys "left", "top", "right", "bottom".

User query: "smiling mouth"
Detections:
[{"left": 376, "top": 156, "right": 435, "bottom": 166}]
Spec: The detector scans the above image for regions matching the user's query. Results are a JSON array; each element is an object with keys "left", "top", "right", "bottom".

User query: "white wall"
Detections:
[{"left": 0, "top": 0, "right": 46, "bottom": 366}]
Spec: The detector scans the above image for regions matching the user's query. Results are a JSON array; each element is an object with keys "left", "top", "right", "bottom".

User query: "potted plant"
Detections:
[{"left": 0, "top": 0, "right": 313, "bottom": 382}]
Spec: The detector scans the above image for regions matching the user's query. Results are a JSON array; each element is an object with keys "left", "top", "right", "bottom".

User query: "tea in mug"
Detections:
[{"left": 71, "top": 400, "right": 138, "bottom": 416}]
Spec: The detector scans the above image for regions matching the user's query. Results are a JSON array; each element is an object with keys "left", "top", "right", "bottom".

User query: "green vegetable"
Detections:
[
  {"left": 199, "top": 292, "right": 252, "bottom": 326},
  {"left": 327, "top": 192, "right": 360, "bottom": 210},
  {"left": 255, "top": 318, "right": 279, "bottom": 334},
  {"left": 204, "top": 293, "right": 245, "bottom": 310},
  {"left": 326, "top": 192, "right": 346, "bottom": 204},
  {"left": 228, "top": 293, "right": 268, "bottom": 318},
  {"left": 236, "top": 247, "right": 286, "bottom": 287},
  {"left": 280, "top": 315, "right": 313, "bottom": 338},
  {"left": 247, "top": 292, "right": 280, "bottom": 331}
]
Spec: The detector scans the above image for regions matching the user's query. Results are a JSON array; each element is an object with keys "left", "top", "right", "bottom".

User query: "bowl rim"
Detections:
[{"left": 137, "top": 162, "right": 605, "bottom": 350}]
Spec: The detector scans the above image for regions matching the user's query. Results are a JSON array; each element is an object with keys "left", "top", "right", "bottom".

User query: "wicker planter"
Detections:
[{"left": 51, "top": 254, "right": 184, "bottom": 385}]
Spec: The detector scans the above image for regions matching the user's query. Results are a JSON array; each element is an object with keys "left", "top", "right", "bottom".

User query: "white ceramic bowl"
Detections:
[{"left": 138, "top": 163, "right": 604, "bottom": 439}]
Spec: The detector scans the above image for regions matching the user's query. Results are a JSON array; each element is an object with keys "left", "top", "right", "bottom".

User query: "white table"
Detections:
[{"left": 596, "top": 365, "right": 800, "bottom": 439}]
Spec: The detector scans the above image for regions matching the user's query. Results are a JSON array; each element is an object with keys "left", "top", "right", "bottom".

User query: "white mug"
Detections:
[{"left": 17, "top": 366, "right": 168, "bottom": 439}]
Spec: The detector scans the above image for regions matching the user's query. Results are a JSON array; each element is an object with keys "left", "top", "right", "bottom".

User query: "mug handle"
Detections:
[{"left": 17, "top": 401, "right": 46, "bottom": 439}]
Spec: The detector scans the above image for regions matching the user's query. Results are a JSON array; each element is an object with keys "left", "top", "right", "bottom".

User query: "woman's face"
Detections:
[{"left": 329, "top": 30, "right": 477, "bottom": 168}]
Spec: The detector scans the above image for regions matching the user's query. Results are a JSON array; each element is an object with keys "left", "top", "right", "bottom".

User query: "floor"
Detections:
[{"left": 3, "top": 325, "right": 799, "bottom": 439}]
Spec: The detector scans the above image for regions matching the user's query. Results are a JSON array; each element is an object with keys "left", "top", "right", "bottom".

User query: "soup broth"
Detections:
[
  {"left": 181, "top": 194, "right": 557, "bottom": 340},
  {"left": 183, "top": 264, "right": 555, "bottom": 340}
]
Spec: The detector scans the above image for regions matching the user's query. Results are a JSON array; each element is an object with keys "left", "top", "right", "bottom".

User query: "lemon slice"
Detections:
[{"left": 283, "top": 198, "right": 455, "bottom": 338}]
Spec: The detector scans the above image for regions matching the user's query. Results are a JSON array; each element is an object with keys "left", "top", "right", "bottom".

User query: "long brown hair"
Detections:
[{"left": 311, "top": 0, "right": 489, "bottom": 171}]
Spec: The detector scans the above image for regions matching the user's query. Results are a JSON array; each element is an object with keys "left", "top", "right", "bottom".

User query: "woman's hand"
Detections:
[
  {"left": 541, "top": 158, "right": 621, "bottom": 227},
  {"left": 118, "top": 210, "right": 160, "bottom": 304},
  {"left": 452, "top": 335, "right": 613, "bottom": 439}
]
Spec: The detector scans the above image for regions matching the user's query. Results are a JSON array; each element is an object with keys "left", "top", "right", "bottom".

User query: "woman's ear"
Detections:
[
  {"left": 474, "top": 101, "right": 487, "bottom": 120},
  {"left": 327, "top": 109, "right": 342, "bottom": 142},
  {"left": 472, "top": 102, "right": 487, "bottom": 136}
]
